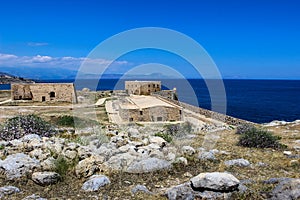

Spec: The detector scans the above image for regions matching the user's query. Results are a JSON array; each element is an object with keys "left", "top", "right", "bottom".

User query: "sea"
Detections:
[{"left": 1, "top": 79, "right": 299, "bottom": 124}]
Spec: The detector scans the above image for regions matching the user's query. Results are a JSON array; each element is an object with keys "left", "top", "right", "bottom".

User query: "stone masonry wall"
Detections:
[
  {"left": 153, "top": 94, "right": 255, "bottom": 126},
  {"left": 119, "top": 106, "right": 181, "bottom": 122},
  {"left": 11, "top": 83, "right": 77, "bottom": 103},
  {"left": 125, "top": 81, "right": 161, "bottom": 95}
]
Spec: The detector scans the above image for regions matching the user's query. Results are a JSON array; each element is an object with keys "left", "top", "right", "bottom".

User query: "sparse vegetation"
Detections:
[
  {"left": 54, "top": 115, "right": 99, "bottom": 128},
  {"left": 0, "top": 114, "right": 56, "bottom": 140},
  {"left": 164, "top": 122, "right": 192, "bottom": 138},
  {"left": 53, "top": 155, "right": 78, "bottom": 180},
  {"left": 154, "top": 132, "right": 172, "bottom": 143},
  {"left": 235, "top": 123, "right": 256, "bottom": 134},
  {"left": 237, "top": 127, "right": 286, "bottom": 149}
]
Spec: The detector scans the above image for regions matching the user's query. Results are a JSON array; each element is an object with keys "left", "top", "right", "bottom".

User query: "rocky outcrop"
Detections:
[
  {"left": 131, "top": 184, "right": 153, "bottom": 195},
  {"left": 166, "top": 172, "right": 241, "bottom": 200},
  {"left": 190, "top": 172, "right": 240, "bottom": 192},
  {"left": 224, "top": 158, "right": 250, "bottom": 167},
  {"left": 0, "top": 186, "right": 20, "bottom": 198},
  {"left": 268, "top": 178, "right": 300, "bottom": 200},
  {"left": 126, "top": 158, "right": 171, "bottom": 173},
  {"left": 32, "top": 172, "right": 61, "bottom": 186},
  {"left": 81, "top": 175, "right": 110, "bottom": 192},
  {"left": 0, "top": 153, "right": 40, "bottom": 180}
]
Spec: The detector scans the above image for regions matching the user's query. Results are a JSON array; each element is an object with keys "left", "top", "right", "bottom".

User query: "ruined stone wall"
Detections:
[
  {"left": 11, "top": 83, "right": 77, "bottom": 103},
  {"left": 119, "top": 106, "right": 181, "bottom": 122},
  {"left": 154, "top": 94, "right": 255, "bottom": 125},
  {"left": 125, "top": 81, "right": 161, "bottom": 95}
]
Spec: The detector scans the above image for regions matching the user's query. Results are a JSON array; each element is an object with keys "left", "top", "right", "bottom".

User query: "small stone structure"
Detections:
[
  {"left": 118, "top": 95, "right": 182, "bottom": 122},
  {"left": 11, "top": 83, "right": 77, "bottom": 103},
  {"left": 125, "top": 81, "right": 161, "bottom": 95}
]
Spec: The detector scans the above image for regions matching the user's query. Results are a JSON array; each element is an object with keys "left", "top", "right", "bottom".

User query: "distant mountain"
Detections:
[
  {"left": 0, "top": 67, "right": 77, "bottom": 80},
  {"left": 0, "top": 72, "right": 34, "bottom": 84},
  {"left": 0, "top": 67, "right": 176, "bottom": 81}
]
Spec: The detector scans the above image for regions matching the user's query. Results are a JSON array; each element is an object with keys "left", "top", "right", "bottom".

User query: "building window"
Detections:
[
  {"left": 129, "top": 118, "right": 134, "bottom": 122},
  {"left": 140, "top": 111, "right": 143, "bottom": 115},
  {"left": 42, "top": 96, "right": 46, "bottom": 102},
  {"left": 157, "top": 117, "right": 162, "bottom": 121},
  {"left": 50, "top": 92, "right": 55, "bottom": 98},
  {"left": 148, "top": 84, "right": 150, "bottom": 87}
]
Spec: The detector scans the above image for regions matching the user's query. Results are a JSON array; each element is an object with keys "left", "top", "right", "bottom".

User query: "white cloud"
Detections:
[
  {"left": 0, "top": 53, "right": 18, "bottom": 60},
  {"left": 0, "top": 52, "right": 129, "bottom": 70},
  {"left": 31, "top": 55, "right": 53, "bottom": 63},
  {"left": 27, "top": 42, "right": 49, "bottom": 46}
]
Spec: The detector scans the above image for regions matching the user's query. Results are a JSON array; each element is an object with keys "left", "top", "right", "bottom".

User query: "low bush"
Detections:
[
  {"left": 154, "top": 132, "right": 172, "bottom": 143},
  {"left": 55, "top": 115, "right": 99, "bottom": 128},
  {"left": 0, "top": 114, "right": 56, "bottom": 141},
  {"left": 236, "top": 123, "right": 256, "bottom": 134},
  {"left": 237, "top": 127, "right": 286, "bottom": 149},
  {"left": 56, "top": 115, "right": 74, "bottom": 127},
  {"left": 53, "top": 155, "right": 79, "bottom": 180},
  {"left": 164, "top": 122, "right": 192, "bottom": 137}
]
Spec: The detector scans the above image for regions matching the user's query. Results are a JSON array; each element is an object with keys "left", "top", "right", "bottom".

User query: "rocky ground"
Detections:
[
  {"left": 0, "top": 90, "right": 299, "bottom": 199},
  {"left": 0, "top": 118, "right": 299, "bottom": 199}
]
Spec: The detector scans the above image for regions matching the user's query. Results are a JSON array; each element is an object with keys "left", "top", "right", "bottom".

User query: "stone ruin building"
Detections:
[
  {"left": 125, "top": 80, "right": 161, "bottom": 95},
  {"left": 11, "top": 83, "right": 77, "bottom": 103},
  {"left": 112, "top": 81, "right": 182, "bottom": 122}
]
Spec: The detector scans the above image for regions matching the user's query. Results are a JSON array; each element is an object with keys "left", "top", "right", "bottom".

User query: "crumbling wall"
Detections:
[
  {"left": 11, "top": 83, "right": 77, "bottom": 103},
  {"left": 125, "top": 81, "right": 161, "bottom": 95}
]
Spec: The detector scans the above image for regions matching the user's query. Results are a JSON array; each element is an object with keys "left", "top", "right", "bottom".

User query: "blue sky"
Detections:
[{"left": 0, "top": 0, "right": 299, "bottom": 79}]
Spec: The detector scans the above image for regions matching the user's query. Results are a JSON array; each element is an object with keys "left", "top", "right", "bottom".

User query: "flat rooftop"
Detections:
[{"left": 120, "top": 95, "right": 177, "bottom": 110}]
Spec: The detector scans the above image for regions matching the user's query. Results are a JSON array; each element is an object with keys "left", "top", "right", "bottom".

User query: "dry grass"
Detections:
[{"left": 0, "top": 97, "right": 299, "bottom": 199}]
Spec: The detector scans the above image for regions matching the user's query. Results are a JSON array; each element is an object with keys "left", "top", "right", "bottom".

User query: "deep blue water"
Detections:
[{"left": 1, "top": 79, "right": 299, "bottom": 123}]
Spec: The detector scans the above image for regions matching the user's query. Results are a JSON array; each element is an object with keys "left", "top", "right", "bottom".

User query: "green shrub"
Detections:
[
  {"left": 236, "top": 123, "right": 256, "bottom": 134},
  {"left": 56, "top": 115, "right": 74, "bottom": 127},
  {"left": 154, "top": 132, "right": 172, "bottom": 143},
  {"left": 55, "top": 115, "right": 99, "bottom": 128},
  {"left": 164, "top": 122, "right": 192, "bottom": 137},
  {"left": 53, "top": 156, "right": 70, "bottom": 180},
  {"left": 53, "top": 155, "right": 78, "bottom": 180},
  {"left": 237, "top": 127, "right": 286, "bottom": 149},
  {"left": 0, "top": 114, "right": 56, "bottom": 141}
]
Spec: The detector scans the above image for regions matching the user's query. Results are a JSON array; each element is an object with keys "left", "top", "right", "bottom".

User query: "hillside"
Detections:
[{"left": 0, "top": 72, "right": 34, "bottom": 84}]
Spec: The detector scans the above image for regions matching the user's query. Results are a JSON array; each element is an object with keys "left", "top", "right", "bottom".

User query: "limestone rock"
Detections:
[
  {"left": 104, "top": 153, "right": 138, "bottom": 171},
  {"left": 166, "top": 182, "right": 194, "bottom": 200},
  {"left": 149, "top": 136, "right": 167, "bottom": 147},
  {"left": 175, "top": 157, "right": 188, "bottom": 165},
  {"left": 40, "top": 157, "right": 56, "bottom": 171},
  {"left": 198, "top": 151, "right": 216, "bottom": 161},
  {"left": 190, "top": 172, "right": 240, "bottom": 192},
  {"left": 128, "top": 128, "right": 140, "bottom": 140},
  {"left": 75, "top": 155, "right": 104, "bottom": 178},
  {"left": 29, "top": 149, "right": 49, "bottom": 161},
  {"left": 32, "top": 172, "right": 61, "bottom": 186},
  {"left": 62, "top": 149, "right": 77, "bottom": 160},
  {"left": 181, "top": 146, "right": 196, "bottom": 156},
  {"left": 224, "top": 158, "right": 250, "bottom": 167},
  {"left": 77, "top": 146, "right": 92, "bottom": 160},
  {"left": 126, "top": 158, "right": 171, "bottom": 173},
  {"left": 81, "top": 175, "right": 110, "bottom": 192},
  {"left": 22, "top": 194, "right": 47, "bottom": 200},
  {"left": 0, "top": 153, "right": 40, "bottom": 180},
  {"left": 131, "top": 184, "right": 153, "bottom": 195},
  {"left": 0, "top": 186, "right": 20, "bottom": 196},
  {"left": 21, "top": 134, "right": 42, "bottom": 142},
  {"left": 269, "top": 178, "right": 300, "bottom": 200}
]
